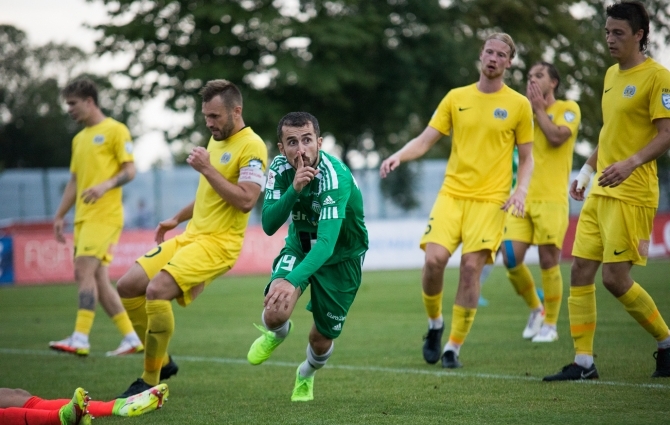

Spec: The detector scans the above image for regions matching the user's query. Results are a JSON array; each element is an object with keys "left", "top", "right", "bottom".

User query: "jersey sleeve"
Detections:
[
  {"left": 284, "top": 215, "right": 342, "bottom": 287},
  {"left": 238, "top": 139, "right": 268, "bottom": 187},
  {"left": 650, "top": 68, "right": 670, "bottom": 121},
  {"left": 112, "top": 123, "right": 134, "bottom": 164},
  {"left": 262, "top": 157, "right": 297, "bottom": 235},
  {"left": 515, "top": 98, "right": 534, "bottom": 145},
  {"left": 554, "top": 101, "right": 581, "bottom": 136},
  {"left": 427, "top": 91, "right": 453, "bottom": 136},
  {"left": 69, "top": 137, "right": 77, "bottom": 173}
]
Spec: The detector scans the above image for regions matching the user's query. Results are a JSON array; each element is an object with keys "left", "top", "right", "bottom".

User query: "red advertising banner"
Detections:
[
  {"left": 9, "top": 213, "right": 670, "bottom": 285},
  {"left": 12, "top": 226, "right": 288, "bottom": 285}
]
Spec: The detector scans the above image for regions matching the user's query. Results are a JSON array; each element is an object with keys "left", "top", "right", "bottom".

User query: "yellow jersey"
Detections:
[
  {"left": 186, "top": 127, "right": 268, "bottom": 243},
  {"left": 429, "top": 84, "right": 534, "bottom": 203},
  {"left": 591, "top": 58, "right": 670, "bottom": 207},
  {"left": 70, "top": 117, "right": 133, "bottom": 225},
  {"left": 527, "top": 100, "right": 580, "bottom": 203}
]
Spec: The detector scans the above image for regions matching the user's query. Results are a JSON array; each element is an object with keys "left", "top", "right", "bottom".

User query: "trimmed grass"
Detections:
[{"left": 1, "top": 261, "right": 669, "bottom": 424}]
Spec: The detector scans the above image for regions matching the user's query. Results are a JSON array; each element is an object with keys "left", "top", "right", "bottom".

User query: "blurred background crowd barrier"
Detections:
[{"left": 1, "top": 161, "right": 669, "bottom": 285}]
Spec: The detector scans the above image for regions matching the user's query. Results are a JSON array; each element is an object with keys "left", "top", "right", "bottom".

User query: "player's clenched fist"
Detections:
[{"left": 187, "top": 146, "right": 211, "bottom": 173}]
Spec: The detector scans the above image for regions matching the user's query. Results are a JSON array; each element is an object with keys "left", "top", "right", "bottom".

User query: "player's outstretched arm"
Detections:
[
  {"left": 379, "top": 126, "right": 443, "bottom": 178},
  {"left": 598, "top": 118, "right": 670, "bottom": 188}
]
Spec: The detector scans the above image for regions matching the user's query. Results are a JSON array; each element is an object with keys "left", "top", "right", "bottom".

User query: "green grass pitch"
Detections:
[{"left": 1, "top": 261, "right": 670, "bottom": 424}]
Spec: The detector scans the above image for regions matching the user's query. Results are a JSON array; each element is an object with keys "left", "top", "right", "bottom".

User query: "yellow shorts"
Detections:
[
  {"left": 420, "top": 194, "right": 505, "bottom": 263},
  {"left": 73, "top": 221, "right": 122, "bottom": 266},
  {"left": 504, "top": 201, "right": 569, "bottom": 248},
  {"left": 572, "top": 195, "right": 654, "bottom": 266},
  {"left": 137, "top": 232, "right": 241, "bottom": 306}
]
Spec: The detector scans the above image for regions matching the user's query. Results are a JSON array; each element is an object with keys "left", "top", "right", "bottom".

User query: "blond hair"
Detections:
[{"left": 483, "top": 32, "right": 516, "bottom": 59}]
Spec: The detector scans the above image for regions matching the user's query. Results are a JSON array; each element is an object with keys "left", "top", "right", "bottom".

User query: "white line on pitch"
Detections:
[{"left": 1, "top": 348, "right": 668, "bottom": 390}]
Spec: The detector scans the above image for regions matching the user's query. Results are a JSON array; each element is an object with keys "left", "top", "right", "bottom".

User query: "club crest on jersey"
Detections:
[
  {"left": 662, "top": 93, "right": 670, "bottom": 110},
  {"left": 248, "top": 158, "right": 263, "bottom": 169},
  {"left": 220, "top": 152, "right": 232, "bottom": 164},
  {"left": 312, "top": 200, "right": 321, "bottom": 214},
  {"left": 493, "top": 108, "right": 508, "bottom": 120},
  {"left": 623, "top": 85, "right": 636, "bottom": 98},
  {"left": 564, "top": 111, "right": 576, "bottom": 123},
  {"left": 93, "top": 135, "right": 105, "bottom": 144}
]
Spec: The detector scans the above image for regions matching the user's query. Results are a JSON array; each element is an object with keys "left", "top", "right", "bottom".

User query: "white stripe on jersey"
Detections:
[
  {"left": 319, "top": 155, "right": 339, "bottom": 194},
  {"left": 319, "top": 206, "right": 338, "bottom": 220}
]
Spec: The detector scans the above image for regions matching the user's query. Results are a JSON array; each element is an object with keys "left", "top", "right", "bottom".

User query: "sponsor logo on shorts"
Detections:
[
  {"left": 332, "top": 323, "right": 342, "bottom": 331},
  {"left": 613, "top": 249, "right": 628, "bottom": 256},
  {"left": 327, "top": 312, "right": 346, "bottom": 322}
]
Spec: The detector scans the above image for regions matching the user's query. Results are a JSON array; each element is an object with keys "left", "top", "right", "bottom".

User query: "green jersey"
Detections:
[{"left": 262, "top": 151, "right": 368, "bottom": 286}]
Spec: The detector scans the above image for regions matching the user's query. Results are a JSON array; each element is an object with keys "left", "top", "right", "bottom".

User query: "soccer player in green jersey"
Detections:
[{"left": 247, "top": 112, "right": 369, "bottom": 401}]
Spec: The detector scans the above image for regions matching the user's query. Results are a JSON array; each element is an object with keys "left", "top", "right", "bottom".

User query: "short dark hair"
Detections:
[
  {"left": 277, "top": 112, "right": 321, "bottom": 142},
  {"left": 606, "top": 1, "right": 649, "bottom": 52},
  {"left": 532, "top": 61, "right": 561, "bottom": 92},
  {"left": 199, "top": 79, "right": 243, "bottom": 110},
  {"left": 62, "top": 78, "right": 99, "bottom": 106}
]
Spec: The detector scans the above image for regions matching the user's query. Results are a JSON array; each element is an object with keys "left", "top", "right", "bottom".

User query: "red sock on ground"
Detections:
[
  {"left": 0, "top": 407, "right": 60, "bottom": 425},
  {"left": 23, "top": 395, "right": 115, "bottom": 417}
]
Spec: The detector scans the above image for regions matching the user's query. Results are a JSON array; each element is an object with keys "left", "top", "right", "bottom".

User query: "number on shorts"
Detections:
[
  {"left": 275, "top": 255, "right": 296, "bottom": 272},
  {"left": 424, "top": 217, "right": 434, "bottom": 235}
]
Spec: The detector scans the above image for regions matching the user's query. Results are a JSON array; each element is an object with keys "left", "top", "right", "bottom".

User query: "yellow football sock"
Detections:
[
  {"left": 422, "top": 291, "right": 443, "bottom": 320},
  {"left": 122, "top": 296, "right": 148, "bottom": 345},
  {"left": 541, "top": 265, "right": 563, "bottom": 326},
  {"left": 448, "top": 304, "right": 477, "bottom": 346},
  {"left": 111, "top": 311, "right": 136, "bottom": 337},
  {"left": 143, "top": 300, "right": 174, "bottom": 385},
  {"left": 569, "top": 284, "right": 596, "bottom": 355},
  {"left": 507, "top": 264, "right": 542, "bottom": 310},
  {"left": 617, "top": 282, "right": 670, "bottom": 341},
  {"left": 74, "top": 309, "right": 95, "bottom": 336}
]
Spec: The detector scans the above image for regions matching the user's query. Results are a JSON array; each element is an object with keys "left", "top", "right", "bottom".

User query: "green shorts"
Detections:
[{"left": 267, "top": 246, "right": 364, "bottom": 339}]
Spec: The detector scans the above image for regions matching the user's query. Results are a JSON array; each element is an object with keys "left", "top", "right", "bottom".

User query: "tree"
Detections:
[
  {"left": 90, "top": 0, "right": 670, "bottom": 207},
  {"left": 0, "top": 25, "right": 89, "bottom": 169}
]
